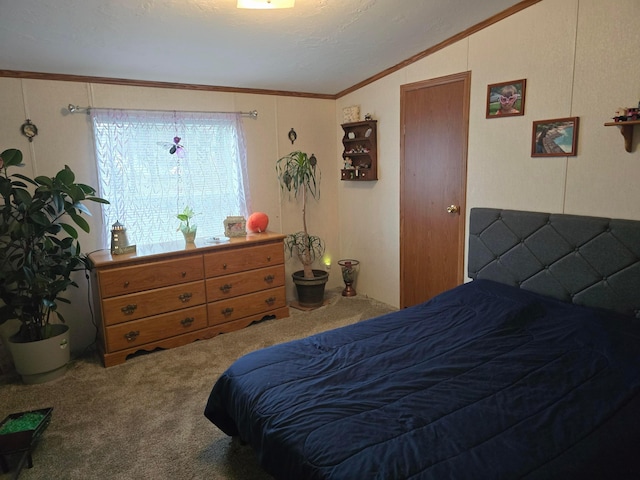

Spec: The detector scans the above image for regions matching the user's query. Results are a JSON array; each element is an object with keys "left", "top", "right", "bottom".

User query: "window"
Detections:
[{"left": 91, "top": 109, "right": 251, "bottom": 247}]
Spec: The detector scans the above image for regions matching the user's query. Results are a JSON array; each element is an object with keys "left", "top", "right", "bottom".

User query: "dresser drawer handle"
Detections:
[
  {"left": 265, "top": 296, "right": 276, "bottom": 306},
  {"left": 181, "top": 271, "right": 187, "bottom": 277},
  {"left": 124, "top": 331, "right": 139, "bottom": 342},
  {"left": 180, "top": 317, "right": 195, "bottom": 327},
  {"left": 221, "top": 307, "right": 234, "bottom": 317},
  {"left": 222, "top": 263, "right": 228, "bottom": 270},
  {"left": 267, "top": 256, "right": 272, "bottom": 262},
  {"left": 123, "top": 281, "right": 130, "bottom": 288},
  {"left": 264, "top": 274, "right": 275, "bottom": 283},
  {"left": 219, "top": 284, "right": 233, "bottom": 293},
  {"left": 121, "top": 304, "right": 137, "bottom": 315},
  {"left": 178, "top": 292, "right": 193, "bottom": 303}
]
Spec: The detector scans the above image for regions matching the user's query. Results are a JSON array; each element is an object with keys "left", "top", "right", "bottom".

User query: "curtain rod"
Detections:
[{"left": 66, "top": 104, "right": 258, "bottom": 119}]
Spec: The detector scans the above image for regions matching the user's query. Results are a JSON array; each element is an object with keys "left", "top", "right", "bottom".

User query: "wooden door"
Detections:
[{"left": 400, "top": 72, "right": 470, "bottom": 308}]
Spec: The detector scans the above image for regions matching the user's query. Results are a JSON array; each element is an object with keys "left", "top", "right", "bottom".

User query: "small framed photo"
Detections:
[
  {"left": 531, "top": 117, "right": 579, "bottom": 157},
  {"left": 486, "top": 79, "right": 526, "bottom": 118},
  {"left": 342, "top": 105, "right": 360, "bottom": 123},
  {"left": 223, "top": 216, "right": 247, "bottom": 237}
]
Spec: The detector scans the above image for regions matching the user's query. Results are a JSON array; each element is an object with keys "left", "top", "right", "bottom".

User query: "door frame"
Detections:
[{"left": 399, "top": 71, "right": 470, "bottom": 307}]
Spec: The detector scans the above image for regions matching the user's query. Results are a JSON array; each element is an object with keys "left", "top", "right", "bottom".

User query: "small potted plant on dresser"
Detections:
[
  {"left": 276, "top": 151, "right": 328, "bottom": 308},
  {"left": 0, "top": 148, "right": 108, "bottom": 383},
  {"left": 176, "top": 206, "right": 198, "bottom": 243}
]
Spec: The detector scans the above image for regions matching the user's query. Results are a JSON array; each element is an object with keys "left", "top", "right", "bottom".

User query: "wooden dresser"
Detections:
[{"left": 88, "top": 232, "right": 289, "bottom": 367}]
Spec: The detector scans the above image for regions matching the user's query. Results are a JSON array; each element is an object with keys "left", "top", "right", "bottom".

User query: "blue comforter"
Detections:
[{"left": 204, "top": 280, "right": 640, "bottom": 479}]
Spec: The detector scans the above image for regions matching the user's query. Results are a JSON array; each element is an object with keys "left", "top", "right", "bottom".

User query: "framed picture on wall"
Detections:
[
  {"left": 531, "top": 117, "right": 579, "bottom": 157},
  {"left": 486, "top": 79, "right": 526, "bottom": 118}
]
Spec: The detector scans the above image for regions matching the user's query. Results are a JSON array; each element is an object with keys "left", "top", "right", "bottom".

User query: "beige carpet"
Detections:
[{"left": 0, "top": 289, "right": 395, "bottom": 480}]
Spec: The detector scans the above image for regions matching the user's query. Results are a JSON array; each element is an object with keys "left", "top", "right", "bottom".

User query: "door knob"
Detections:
[{"left": 446, "top": 205, "right": 460, "bottom": 214}]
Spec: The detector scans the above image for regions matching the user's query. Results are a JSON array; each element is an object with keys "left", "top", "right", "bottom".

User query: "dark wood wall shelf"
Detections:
[
  {"left": 341, "top": 120, "right": 377, "bottom": 181},
  {"left": 604, "top": 119, "right": 640, "bottom": 152}
]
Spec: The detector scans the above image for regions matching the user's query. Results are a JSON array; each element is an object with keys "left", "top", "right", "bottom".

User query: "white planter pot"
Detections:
[
  {"left": 0, "top": 319, "right": 21, "bottom": 374},
  {"left": 8, "top": 324, "right": 70, "bottom": 384}
]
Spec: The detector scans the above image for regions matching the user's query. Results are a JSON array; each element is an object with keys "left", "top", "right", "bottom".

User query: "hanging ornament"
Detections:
[
  {"left": 157, "top": 136, "right": 186, "bottom": 158},
  {"left": 20, "top": 119, "right": 38, "bottom": 142},
  {"left": 169, "top": 136, "right": 186, "bottom": 157},
  {"left": 288, "top": 128, "right": 297, "bottom": 144}
]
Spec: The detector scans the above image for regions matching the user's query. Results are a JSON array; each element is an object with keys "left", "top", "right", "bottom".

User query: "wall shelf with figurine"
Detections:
[
  {"left": 604, "top": 120, "right": 640, "bottom": 153},
  {"left": 341, "top": 120, "right": 377, "bottom": 181},
  {"left": 604, "top": 106, "right": 640, "bottom": 152}
]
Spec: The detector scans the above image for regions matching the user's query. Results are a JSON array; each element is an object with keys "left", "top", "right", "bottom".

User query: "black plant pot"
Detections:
[{"left": 292, "top": 269, "right": 329, "bottom": 308}]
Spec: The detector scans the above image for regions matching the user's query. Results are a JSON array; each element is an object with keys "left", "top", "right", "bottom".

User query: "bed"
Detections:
[{"left": 204, "top": 208, "right": 640, "bottom": 479}]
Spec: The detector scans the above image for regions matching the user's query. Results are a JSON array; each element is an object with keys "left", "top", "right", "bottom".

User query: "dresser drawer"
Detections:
[
  {"left": 102, "top": 281, "right": 206, "bottom": 326},
  {"left": 207, "top": 286, "right": 286, "bottom": 326},
  {"left": 204, "top": 242, "right": 284, "bottom": 278},
  {"left": 205, "top": 265, "right": 285, "bottom": 302},
  {"left": 98, "top": 255, "right": 204, "bottom": 298},
  {"left": 105, "top": 305, "right": 207, "bottom": 352}
]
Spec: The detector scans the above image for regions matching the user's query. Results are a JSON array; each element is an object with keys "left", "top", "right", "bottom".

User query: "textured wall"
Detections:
[{"left": 337, "top": 0, "right": 640, "bottom": 307}]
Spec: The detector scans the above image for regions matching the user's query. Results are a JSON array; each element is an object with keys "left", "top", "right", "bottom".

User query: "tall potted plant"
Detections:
[
  {"left": 0, "top": 148, "right": 108, "bottom": 383},
  {"left": 276, "top": 151, "right": 328, "bottom": 308}
]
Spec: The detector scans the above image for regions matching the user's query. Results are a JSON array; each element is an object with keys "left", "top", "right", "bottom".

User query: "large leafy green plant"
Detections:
[
  {"left": 276, "top": 151, "right": 325, "bottom": 279},
  {"left": 0, "top": 148, "right": 109, "bottom": 342}
]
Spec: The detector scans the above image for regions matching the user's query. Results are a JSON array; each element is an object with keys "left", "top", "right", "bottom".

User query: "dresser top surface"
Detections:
[{"left": 88, "top": 231, "right": 286, "bottom": 268}]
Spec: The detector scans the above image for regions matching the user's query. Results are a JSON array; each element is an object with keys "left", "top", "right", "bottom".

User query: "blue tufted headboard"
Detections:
[{"left": 468, "top": 208, "right": 640, "bottom": 317}]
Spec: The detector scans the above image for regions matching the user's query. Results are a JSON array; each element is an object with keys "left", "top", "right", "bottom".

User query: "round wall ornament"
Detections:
[{"left": 21, "top": 119, "right": 38, "bottom": 142}]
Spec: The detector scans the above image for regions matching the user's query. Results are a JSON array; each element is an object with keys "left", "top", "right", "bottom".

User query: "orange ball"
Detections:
[{"left": 247, "top": 212, "right": 269, "bottom": 233}]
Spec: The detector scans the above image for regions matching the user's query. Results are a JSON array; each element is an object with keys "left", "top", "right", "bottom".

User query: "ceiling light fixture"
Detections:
[{"left": 237, "top": 0, "right": 294, "bottom": 8}]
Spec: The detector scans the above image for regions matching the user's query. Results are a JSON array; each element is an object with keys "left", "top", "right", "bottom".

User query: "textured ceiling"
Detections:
[{"left": 0, "top": 0, "right": 525, "bottom": 96}]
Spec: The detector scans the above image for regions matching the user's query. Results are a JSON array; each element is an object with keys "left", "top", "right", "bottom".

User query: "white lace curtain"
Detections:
[{"left": 90, "top": 108, "right": 251, "bottom": 247}]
